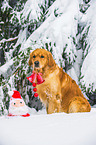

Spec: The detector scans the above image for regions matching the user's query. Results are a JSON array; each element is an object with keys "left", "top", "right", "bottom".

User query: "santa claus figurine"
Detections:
[{"left": 8, "top": 90, "right": 30, "bottom": 117}]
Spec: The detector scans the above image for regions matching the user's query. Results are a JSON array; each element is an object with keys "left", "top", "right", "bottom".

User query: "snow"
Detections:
[
  {"left": 1, "top": 0, "right": 12, "bottom": 12},
  {"left": 14, "top": 29, "right": 27, "bottom": 48},
  {"left": 81, "top": 1, "right": 96, "bottom": 92},
  {"left": 81, "top": 48, "right": 96, "bottom": 92},
  {"left": 0, "top": 59, "right": 13, "bottom": 77},
  {"left": 0, "top": 21, "right": 4, "bottom": 24},
  {"left": 8, "top": 91, "right": 14, "bottom": 97},
  {"left": 0, "top": 108, "right": 96, "bottom": 145},
  {"left": 21, "top": 0, "right": 44, "bottom": 22}
]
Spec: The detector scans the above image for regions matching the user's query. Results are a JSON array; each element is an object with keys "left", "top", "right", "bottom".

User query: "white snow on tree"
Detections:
[{"left": 80, "top": 0, "right": 96, "bottom": 105}]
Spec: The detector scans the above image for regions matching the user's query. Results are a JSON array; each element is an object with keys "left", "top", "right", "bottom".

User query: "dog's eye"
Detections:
[
  {"left": 33, "top": 55, "right": 36, "bottom": 58},
  {"left": 41, "top": 55, "right": 44, "bottom": 58}
]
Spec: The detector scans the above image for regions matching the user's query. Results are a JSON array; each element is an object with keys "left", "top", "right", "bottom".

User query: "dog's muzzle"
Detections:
[{"left": 34, "top": 61, "right": 39, "bottom": 68}]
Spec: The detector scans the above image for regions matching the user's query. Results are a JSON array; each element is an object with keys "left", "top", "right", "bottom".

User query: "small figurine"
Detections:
[{"left": 8, "top": 90, "right": 30, "bottom": 117}]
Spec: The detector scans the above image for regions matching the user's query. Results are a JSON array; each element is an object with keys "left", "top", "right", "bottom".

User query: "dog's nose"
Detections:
[{"left": 34, "top": 61, "right": 39, "bottom": 67}]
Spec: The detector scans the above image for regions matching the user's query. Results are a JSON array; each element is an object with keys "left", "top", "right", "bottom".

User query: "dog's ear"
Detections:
[
  {"left": 48, "top": 51, "right": 56, "bottom": 67},
  {"left": 28, "top": 52, "right": 33, "bottom": 66}
]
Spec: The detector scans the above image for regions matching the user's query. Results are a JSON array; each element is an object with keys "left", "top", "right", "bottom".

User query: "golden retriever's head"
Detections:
[{"left": 29, "top": 48, "right": 56, "bottom": 72}]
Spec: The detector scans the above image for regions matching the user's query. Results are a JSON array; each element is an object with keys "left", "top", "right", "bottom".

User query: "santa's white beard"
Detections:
[{"left": 9, "top": 104, "right": 28, "bottom": 116}]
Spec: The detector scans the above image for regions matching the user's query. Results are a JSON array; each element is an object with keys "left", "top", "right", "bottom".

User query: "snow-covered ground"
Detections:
[{"left": 0, "top": 108, "right": 96, "bottom": 145}]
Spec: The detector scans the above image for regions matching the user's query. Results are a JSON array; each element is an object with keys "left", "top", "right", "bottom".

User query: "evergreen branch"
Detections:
[{"left": 0, "top": 36, "right": 18, "bottom": 44}]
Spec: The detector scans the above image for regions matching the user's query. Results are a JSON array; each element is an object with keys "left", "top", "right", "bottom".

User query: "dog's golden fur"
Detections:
[{"left": 29, "top": 48, "right": 91, "bottom": 114}]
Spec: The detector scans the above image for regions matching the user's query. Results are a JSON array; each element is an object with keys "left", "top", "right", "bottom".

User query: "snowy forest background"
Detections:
[{"left": 0, "top": 0, "right": 96, "bottom": 116}]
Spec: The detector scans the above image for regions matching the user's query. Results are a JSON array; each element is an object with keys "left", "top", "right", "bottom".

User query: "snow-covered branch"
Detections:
[{"left": 0, "top": 37, "right": 18, "bottom": 44}]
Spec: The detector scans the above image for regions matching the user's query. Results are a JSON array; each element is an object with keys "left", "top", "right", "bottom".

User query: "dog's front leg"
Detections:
[{"left": 47, "top": 94, "right": 61, "bottom": 114}]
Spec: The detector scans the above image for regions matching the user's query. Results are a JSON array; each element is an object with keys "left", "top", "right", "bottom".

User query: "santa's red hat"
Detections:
[
  {"left": 8, "top": 90, "right": 23, "bottom": 101},
  {"left": 12, "top": 90, "right": 22, "bottom": 99}
]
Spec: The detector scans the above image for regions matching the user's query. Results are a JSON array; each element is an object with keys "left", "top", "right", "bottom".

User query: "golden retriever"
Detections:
[{"left": 29, "top": 48, "right": 91, "bottom": 114}]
